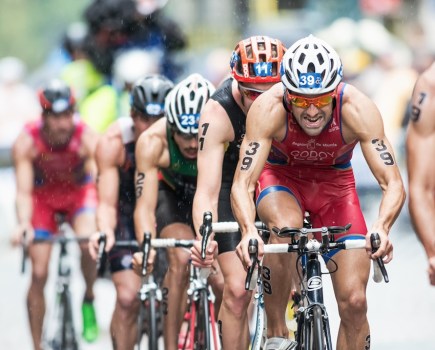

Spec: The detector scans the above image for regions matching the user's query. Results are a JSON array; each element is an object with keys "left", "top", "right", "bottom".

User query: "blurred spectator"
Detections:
[
  {"left": 79, "top": 48, "right": 160, "bottom": 133},
  {"left": 83, "top": 0, "right": 186, "bottom": 81},
  {"left": 0, "top": 57, "right": 40, "bottom": 151}
]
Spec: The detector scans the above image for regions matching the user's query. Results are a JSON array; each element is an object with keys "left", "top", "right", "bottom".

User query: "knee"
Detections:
[
  {"left": 30, "top": 266, "right": 48, "bottom": 289},
  {"left": 222, "top": 282, "right": 251, "bottom": 317},
  {"left": 338, "top": 290, "right": 367, "bottom": 324},
  {"left": 116, "top": 286, "right": 139, "bottom": 312}
]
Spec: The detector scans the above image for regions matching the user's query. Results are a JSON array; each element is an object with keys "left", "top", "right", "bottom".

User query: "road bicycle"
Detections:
[
  {"left": 244, "top": 223, "right": 389, "bottom": 350},
  {"left": 22, "top": 214, "right": 87, "bottom": 350},
  {"left": 97, "top": 232, "right": 220, "bottom": 349},
  {"left": 97, "top": 232, "right": 165, "bottom": 350},
  {"left": 200, "top": 212, "right": 267, "bottom": 350}
]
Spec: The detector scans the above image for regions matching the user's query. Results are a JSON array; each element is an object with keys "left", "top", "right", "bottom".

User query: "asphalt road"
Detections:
[{"left": 1, "top": 153, "right": 435, "bottom": 349}]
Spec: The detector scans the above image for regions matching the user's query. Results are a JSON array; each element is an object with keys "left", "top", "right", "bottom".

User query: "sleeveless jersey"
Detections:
[
  {"left": 160, "top": 125, "right": 197, "bottom": 198},
  {"left": 267, "top": 83, "right": 357, "bottom": 171},
  {"left": 25, "top": 118, "right": 89, "bottom": 188},
  {"left": 210, "top": 78, "right": 246, "bottom": 185},
  {"left": 116, "top": 117, "right": 136, "bottom": 239}
]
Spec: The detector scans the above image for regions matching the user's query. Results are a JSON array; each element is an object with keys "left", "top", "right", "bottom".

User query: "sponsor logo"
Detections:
[{"left": 307, "top": 276, "right": 322, "bottom": 291}]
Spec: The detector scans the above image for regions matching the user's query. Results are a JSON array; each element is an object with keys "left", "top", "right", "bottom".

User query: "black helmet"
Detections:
[
  {"left": 131, "top": 74, "right": 174, "bottom": 116},
  {"left": 38, "top": 79, "right": 75, "bottom": 113}
]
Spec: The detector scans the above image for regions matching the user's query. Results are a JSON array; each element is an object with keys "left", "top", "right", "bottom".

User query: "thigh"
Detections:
[
  {"left": 328, "top": 249, "right": 370, "bottom": 304},
  {"left": 160, "top": 223, "right": 193, "bottom": 265},
  {"left": 31, "top": 192, "right": 57, "bottom": 235},
  {"left": 156, "top": 182, "right": 193, "bottom": 235}
]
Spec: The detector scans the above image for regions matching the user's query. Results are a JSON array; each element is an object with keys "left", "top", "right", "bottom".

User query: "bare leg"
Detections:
[
  {"left": 161, "top": 223, "right": 191, "bottom": 350},
  {"left": 110, "top": 269, "right": 141, "bottom": 349},
  {"left": 217, "top": 251, "right": 252, "bottom": 349},
  {"left": 73, "top": 211, "right": 97, "bottom": 300},
  {"left": 257, "top": 191, "right": 302, "bottom": 339},
  {"left": 27, "top": 243, "right": 52, "bottom": 350},
  {"left": 328, "top": 249, "right": 370, "bottom": 350}
]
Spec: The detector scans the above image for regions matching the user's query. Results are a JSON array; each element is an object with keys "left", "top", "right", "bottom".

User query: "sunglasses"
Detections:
[
  {"left": 286, "top": 91, "right": 335, "bottom": 109},
  {"left": 238, "top": 84, "right": 267, "bottom": 101}
]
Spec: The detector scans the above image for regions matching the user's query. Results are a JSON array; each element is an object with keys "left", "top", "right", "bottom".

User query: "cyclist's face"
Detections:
[
  {"left": 43, "top": 110, "right": 75, "bottom": 145},
  {"left": 172, "top": 131, "right": 198, "bottom": 160},
  {"left": 132, "top": 112, "right": 163, "bottom": 140},
  {"left": 289, "top": 93, "right": 334, "bottom": 137}
]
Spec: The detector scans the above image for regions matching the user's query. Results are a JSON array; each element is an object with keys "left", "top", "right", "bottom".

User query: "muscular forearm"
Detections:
[
  {"left": 134, "top": 204, "right": 157, "bottom": 242},
  {"left": 15, "top": 192, "right": 33, "bottom": 226},
  {"left": 409, "top": 186, "right": 435, "bottom": 258},
  {"left": 96, "top": 203, "right": 117, "bottom": 235},
  {"left": 192, "top": 191, "right": 219, "bottom": 239},
  {"left": 373, "top": 179, "right": 406, "bottom": 233},
  {"left": 230, "top": 182, "right": 257, "bottom": 236}
]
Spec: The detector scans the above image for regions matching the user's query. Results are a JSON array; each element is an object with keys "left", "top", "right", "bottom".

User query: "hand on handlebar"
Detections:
[
  {"left": 88, "top": 231, "right": 115, "bottom": 261},
  {"left": 132, "top": 249, "right": 156, "bottom": 277},
  {"left": 367, "top": 229, "right": 392, "bottom": 263},
  {"left": 236, "top": 230, "right": 264, "bottom": 271},
  {"left": 191, "top": 238, "right": 218, "bottom": 268},
  {"left": 11, "top": 223, "right": 33, "bottom": 247}
]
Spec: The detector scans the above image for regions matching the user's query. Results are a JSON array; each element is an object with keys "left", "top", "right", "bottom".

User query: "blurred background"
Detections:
[{"left": 1, "top": 0, "right": 435, "bottom": 348}]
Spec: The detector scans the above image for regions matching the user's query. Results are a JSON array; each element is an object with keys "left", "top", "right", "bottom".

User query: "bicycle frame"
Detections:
[{"left": 180, "top": 264, "right": 220, "bottom": 350}]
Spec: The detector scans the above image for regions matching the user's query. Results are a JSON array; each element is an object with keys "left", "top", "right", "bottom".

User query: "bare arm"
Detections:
[
  {"left": 406, "top": 65, "right": 435, "bottom": 263},
  {"left": 231, "top": 86, "right": 286, "bottom": 265},
  {"left": 134, "top": 125, "right": 166, "bottom": 242},
  {"left": 343, "top": 85, "right": 406, "bottom": 261},
  {"left": 12, "top": 131, "right": 34, "bottom": 244},
  {"left": 192, "top": 100, "right": 232, "bottom": 237},
  {"left": 81, "top": 125, "right": 99, "bottom": 179},
  {"left": 91, "top": 125, "right": 122, "bottom": 257}
]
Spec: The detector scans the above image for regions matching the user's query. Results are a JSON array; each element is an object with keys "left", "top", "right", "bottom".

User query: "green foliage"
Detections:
[{"left": 0, "top": 0, "right": 89, "bottom": 69}]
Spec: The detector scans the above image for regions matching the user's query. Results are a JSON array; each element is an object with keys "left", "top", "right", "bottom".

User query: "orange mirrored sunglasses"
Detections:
[{"left": 286, "top": 91, "right": 335, "bottom": 108}]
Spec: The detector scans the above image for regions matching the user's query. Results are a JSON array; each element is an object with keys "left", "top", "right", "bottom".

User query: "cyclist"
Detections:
[
  {"left": 406, "top": 60, "right": 435, "bottom": 286},
  {"left": 88, "top": 74, "right": 173, "bottom": 349},
  {"left": 132, "top": 73, "right": 223, "bottom": 350},
  {"left": 231, "top": 34, "right": 405, "bottom": 350},
  {"left": 189, "top": 36, "right": 291, "bottom": 349},
  {"left": 11, "top": 79, "right": 99, "bottom": 349}
]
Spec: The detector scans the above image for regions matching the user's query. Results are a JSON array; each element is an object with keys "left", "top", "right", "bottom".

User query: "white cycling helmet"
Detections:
[
  {"left": 165, "top": 73, "right": 215, "bottom": 135},
  {"left": 281, "top": 34, "right": 343, "bottom": 95}
]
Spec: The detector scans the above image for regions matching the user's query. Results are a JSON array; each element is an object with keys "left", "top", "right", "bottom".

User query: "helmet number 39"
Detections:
[{"left": 299, "top": 72, "right": 322, "bottom": 89}]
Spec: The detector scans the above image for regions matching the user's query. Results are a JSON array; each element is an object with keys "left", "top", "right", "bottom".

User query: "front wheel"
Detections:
[
  {"left": 311, "top": 305, "right": 324, "bottom": 350},
  {"left": 194, "top": 289, "right": 211, "bottom": 350}
]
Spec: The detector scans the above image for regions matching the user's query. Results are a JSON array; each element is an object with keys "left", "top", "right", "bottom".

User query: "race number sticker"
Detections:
[
  {"left": 298, "top": 72, "right": 322, "bottom": 89},
  {"left": 180, "top": 113, "right": 199, "bottom": 132},
  {"left": 253, "top": 62, "right": 273, "bottom": 77}
]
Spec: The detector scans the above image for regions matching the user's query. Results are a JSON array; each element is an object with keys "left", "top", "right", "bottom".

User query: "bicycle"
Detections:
[
  {"left": 22, "top": 214, "right": 88, "bottom": 350},
  {"left": 97, "top": 232, "right": 220, "bottom": 350},
  {"left": 199, "top": 212, "right": 267, "bottom": 350},
  {"left": 96, "top": 232, "right": 164, "bottom": 350},
  {"left": 244, "top": 223, "right": 389, "bottom": 350}
]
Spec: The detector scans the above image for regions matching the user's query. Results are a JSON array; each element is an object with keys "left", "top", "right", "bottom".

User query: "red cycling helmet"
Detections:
[
  {"left": 38, "top": 79, "right": 76, "bottom": 114},
  {"left": 230, "top": 36, "right": 286, "bottom": 83}
]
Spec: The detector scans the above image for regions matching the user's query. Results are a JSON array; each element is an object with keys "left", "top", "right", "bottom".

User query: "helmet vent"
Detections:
[
  {"left": 298, "top": 53, "right": 306, "bottom": 65},
  {"left": 317, "top": 54, "right": 324, "bottom": 65},
  {"left": 246, "top": 45, "right": 253, "bottom": 59},
  {"left": 307, "top": 62, "right": 315, "bottom": 73}
]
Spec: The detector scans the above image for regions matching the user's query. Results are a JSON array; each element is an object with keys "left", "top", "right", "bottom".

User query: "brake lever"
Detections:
[
  {"left": 200, "top": 211, "right": 213, "bottom": 260},
  {"left": 245, "top": 239, "right": 258, "bottom": 290},
  {"left": 141, "top": 232, "right": 152, "bottom": 277},
  {"left": 96, "top": 232, "right": 107, "bottom": 277},
  {"left": 370, "top": 232, "right": 389, "bottom": 283}
]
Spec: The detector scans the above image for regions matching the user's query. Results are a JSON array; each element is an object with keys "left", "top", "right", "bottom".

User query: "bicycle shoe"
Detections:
[
  {"left": 264, "top": 337, "right": 297, "bottom": 350},
  {"left": 82, "top": 301, "right": 99, "bottom": 342}
]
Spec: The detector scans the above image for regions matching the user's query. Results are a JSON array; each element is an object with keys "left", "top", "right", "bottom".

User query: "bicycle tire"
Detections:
[
  {"left": 146, "top": 290, "right": 159, "bottom": 350},
  {"left": 311, "top": 305, "right": 324, "bottom": 350},
  {"left": 136, "top": 301, "right": 146, "bottom": 349},
  {"left": 194, "top": 289, "right": 211, "bottom": 350}
]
